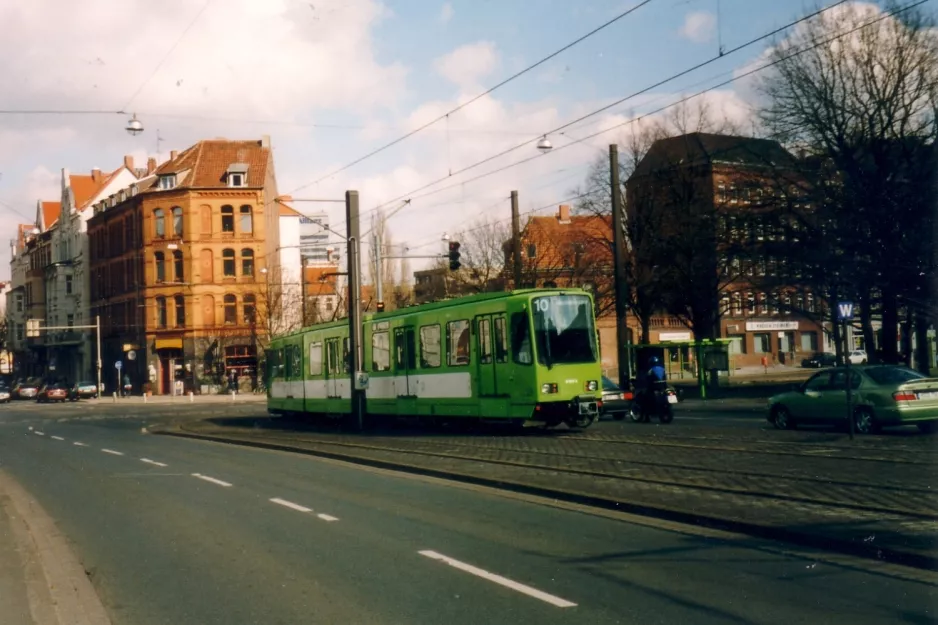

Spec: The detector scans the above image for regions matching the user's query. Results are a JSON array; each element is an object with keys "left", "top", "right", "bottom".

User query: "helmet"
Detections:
[{"left": 649, "top": 356, "right": 660, "bottom": 365}]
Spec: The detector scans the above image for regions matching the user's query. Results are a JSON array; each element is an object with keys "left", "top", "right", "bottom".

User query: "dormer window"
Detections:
[
  {"left": 159, "top": 175, "right": 177, "bottom": 190},
  {"left": 130, "top": 184, "right": 138, "bottom": 196},
  {"left": 227, "top": 163, "right": 249, "bottom": 188}
]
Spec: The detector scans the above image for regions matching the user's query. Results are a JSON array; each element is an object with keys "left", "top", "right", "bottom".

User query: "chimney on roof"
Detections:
[
  {"left": 123, "top": 155, "right": 134, "bottom": 171},
  {"left": 170, "top": 150, "right": 178, "bottom": 161},
  {"left": 91, "top": 168, "right": 102, "bottom": 183},
  {"left": 261, "top": 134, "right": 271, "bottom": 148},
  {"left": 557, "top": 204, "right": 571, "bottom": 224},
  {"left": 147, "top": 157, "right": 157, "bottom": 175}
]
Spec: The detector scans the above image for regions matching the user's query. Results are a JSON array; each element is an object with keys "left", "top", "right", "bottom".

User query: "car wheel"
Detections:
[
  {"left": 772, "top": 405, "right": 796, "bottom": 430},
  {"left": 853, "top": 407, "right": 878, "bottom": 434}
]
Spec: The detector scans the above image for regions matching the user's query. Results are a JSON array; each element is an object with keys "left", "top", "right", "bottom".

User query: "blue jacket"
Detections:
[{"left": 648, "top": 365, "right": 666, "bottom": 382}]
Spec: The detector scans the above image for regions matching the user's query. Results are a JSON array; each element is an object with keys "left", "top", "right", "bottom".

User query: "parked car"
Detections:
[
  {"left": 12, "top": 380, "right": 40, "bottom": 400},
  {"left": 848, "top": 349, "right": 869, "bottom": 364},
  {"left": 600, "top": 376, "right": 635, "bottom": 420},
  {"left": 801, "top": 352, "right": 837, "bottom": 368},
  {"left": 0, "top": 384, "right": 10, "bottom": 403},
  {"left": 37, "top": 383, "right": 69, "bottom": 403},
  {"left": 768, "top": 365, "right": 938, "bottom": 434},
  {"left": 69, "top": 380, "right": 99, "bottom": 400}
]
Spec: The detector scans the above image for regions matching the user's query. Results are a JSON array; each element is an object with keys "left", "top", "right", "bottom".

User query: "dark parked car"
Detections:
[
  {"left": 70, "top": 380, "right": 99, "bottom": 400},
  {"left": 37, "top": 383, "right": 69, "bottom": 403},
  {"left": 12, "top": 380, "right": 40, "bottom": 400},
  {"left": 600, "top": 376, "right": 635, "bottom": 420},
  {"left": 801, "top": 352, "right": 837, "bottom": 368}
]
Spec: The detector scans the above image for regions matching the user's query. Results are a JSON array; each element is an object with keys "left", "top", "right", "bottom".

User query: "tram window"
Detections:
[
  {"left": 447, "top": 320, "right": 470, "bottom": 366},
  {"left": 277, "top": 349, "right": 285, "bottom": 375},
  {"left": 290, "top": 345, "right": 302, "bottom": 378},
  {"left": 494, "top": 317, "right": 508, "bottom": 363},
  {"left": 343, "top": 338, "right": 350, "bottom": 373},
  {"left": 478, "top": 318, "right": 493, "bottom": 364},
  {"left": 511, "top": 313, "right": 532, "bottom": 365},
  {"left": 372, "top": 331, "right": 391, "bottom": 371},
  {"left": 309, "top": 342, "right": 322, "bottom": 376},
  {"left": 420, "top": 325, "right": 441, "bottom": 368}
]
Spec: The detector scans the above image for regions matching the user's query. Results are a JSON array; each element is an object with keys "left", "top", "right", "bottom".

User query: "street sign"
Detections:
[
  {"left": 115, "top": 360, "right": 123, "bottom": 370},
  {"left": 127, "top": 350, "right": 137, "bottom": 361},
  {"left": 837, "top": 301, "right": 854, "bottom": 321}
]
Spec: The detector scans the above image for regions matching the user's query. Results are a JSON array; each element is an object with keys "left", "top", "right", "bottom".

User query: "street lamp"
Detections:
[
  {"left": 536, "top": 136, "right": 553, "bottom": 152},
  {"left": 125, "top": 113, "right": 144, "bottom": 136}
]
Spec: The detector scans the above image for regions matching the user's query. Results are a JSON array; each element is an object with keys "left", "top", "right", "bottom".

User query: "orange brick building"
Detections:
[{"left": 87, "top": 138, "right": 279, "bottom": 394}]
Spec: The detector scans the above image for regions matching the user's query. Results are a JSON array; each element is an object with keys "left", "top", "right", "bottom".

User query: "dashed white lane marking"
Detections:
[
  {"left": 418, "top": 550, "right": 577, "bottom": 608},
  {"left": 191, "top": 473, "right": 232, "bottom": 487},
  {"left": 34, "top": 431, "right": 45, "bottom": 436},
  {"left": 50, "top": 436, "right": 65, "bottom": 441},
  {"left": 270, "top": 497, "right": 312, "bottom": 513},
  {"left": 101, "top": 449, "right": 124, "bottom": 456},
  {"left": 140, "top": 458, "right": 168, "bottom": 468},
  {"left": 317, "top": 513, "right": 339, "bottom": 522},
  {"left": 73, "top": 442, "right": 87, "bottom": 447}
]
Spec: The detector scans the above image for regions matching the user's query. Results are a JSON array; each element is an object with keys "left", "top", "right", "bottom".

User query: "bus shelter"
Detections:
[{"left": 625, "top": 339, "right": 732, "bottom": 399}]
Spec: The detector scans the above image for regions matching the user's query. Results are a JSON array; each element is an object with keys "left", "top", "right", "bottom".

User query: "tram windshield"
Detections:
[{"left": 531, "top": 294, "right": 598, "bottom": 367}]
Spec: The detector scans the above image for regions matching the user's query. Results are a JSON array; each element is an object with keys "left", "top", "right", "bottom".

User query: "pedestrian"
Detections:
[{"left": 761, "top": 355, "right": 768, "bottom": 374}]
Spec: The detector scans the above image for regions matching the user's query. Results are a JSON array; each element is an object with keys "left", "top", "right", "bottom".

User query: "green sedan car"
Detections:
[{"left": 768, "top": 365, "right": 938, "bottom": 434}]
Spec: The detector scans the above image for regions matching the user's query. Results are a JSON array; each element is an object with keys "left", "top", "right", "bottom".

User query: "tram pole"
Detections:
[
  {"left": 510, "top": 190, "right": 522, "bottom": 289},
  {"left": 346, "top": 190, "right": 365, "bottom": 431},
  {"left": 610, "top": 144, "right": 631, "bottom": 388}
]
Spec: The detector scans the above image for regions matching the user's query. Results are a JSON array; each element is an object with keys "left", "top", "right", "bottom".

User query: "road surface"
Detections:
[{"left": 0, "top": 403, "right": 933, "bottom": 624}]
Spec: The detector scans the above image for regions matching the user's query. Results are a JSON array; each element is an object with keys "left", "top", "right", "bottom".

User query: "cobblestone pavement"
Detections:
[{"left": 167, "top": 413, "right": 938, "bottom": 567}]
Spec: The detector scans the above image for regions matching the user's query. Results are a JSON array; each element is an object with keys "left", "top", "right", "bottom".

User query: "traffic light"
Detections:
[
  {"left": 448, "top": 241, "right": 461, "bottom": 271},
  {"left": 376, "top": 301, "right": 385, "bottom": 313}
]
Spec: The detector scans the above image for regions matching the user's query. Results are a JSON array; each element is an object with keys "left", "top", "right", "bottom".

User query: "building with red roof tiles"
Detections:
[{"left": 87, "top": 137, "right": 279, "bottom": 395}]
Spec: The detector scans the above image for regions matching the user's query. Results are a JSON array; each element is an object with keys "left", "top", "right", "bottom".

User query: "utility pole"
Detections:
[
  {"left": 374, "top": 229, "right": 383, "bottom": 304},
  {"left": 300, "top": 259, "right": 308, "bottom": 327},
  {"left": 610, "top": 145, "right": 631, "bottom": 388},
  {"left": 346, "top": 190, "right": 365, "bottom": 431},
  {"left": 95, "top": 315, "right": 102, "bottom": 399},
  {"left": 511, "top": 190, "right": 522, "bottom": 290}
]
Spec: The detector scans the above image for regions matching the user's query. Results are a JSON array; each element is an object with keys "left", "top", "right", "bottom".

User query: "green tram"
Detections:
[{"left": 266, "top": 288, "right": 603, "bottom": 428}]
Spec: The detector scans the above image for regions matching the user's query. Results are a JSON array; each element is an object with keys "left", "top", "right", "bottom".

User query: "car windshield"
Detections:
[
  {"left": 78, "top": 381, "right": 95, "bottom": 386},
  {"left": 532, "top": 294, "right": 597, "bottom": 367},
  {"left": 865, "top": 366, "right": 925, "bottom": 386}
]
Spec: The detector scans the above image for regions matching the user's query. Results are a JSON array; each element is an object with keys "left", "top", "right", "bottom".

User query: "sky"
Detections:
[{"left": 0, "top": 0, "right": 875, "bottom": 279}]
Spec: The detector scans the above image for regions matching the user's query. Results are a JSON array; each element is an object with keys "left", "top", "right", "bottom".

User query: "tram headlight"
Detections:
[
  {"left": 586, "top": 380, "right": 598, "bottom": 392},
  {"left": 541, "top": 383, "right": 558, "bottom": 394}
]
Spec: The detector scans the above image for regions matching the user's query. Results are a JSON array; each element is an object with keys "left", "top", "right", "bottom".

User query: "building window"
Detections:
[
  {"left": 240, "top": 205, "right": 253, "bottom": 234},
  {"left": 728, "top": 335, "right": 746, "bottom": 355},
  {"left": 154, "top": 208, "right": 165, "bottom": 238},
  {"left": 155, "top": 252, "right": 166, "bottom": 282},
  {"left": 526, "top": 243, "right": 537, "bottom": 259},
  {"left": 65, "top": 275, "right": 73, "bottom": 295},
  {"left": 158, "top": 175, "right": 176, "bottom": 190},
  {"left": 241, "top": 248, "right": 254, "bottom": 276},
  {"left": 222, "top": 249, "right": 236, "bottom": 276},
  {"left": 757, "top": 292, "right": 767, "bottom": 315},
  {"left": 228, "top": 172, "right": 245, "bottom": 188},
  {"left": 66, "top": 314, "right": 74, "bottom": 328},
  {"left": 419, "top": 325, "right": 441, "bottom": 368},
  {"left": 806, "top": 292, "right": 816, "bottom": 313},
  {"left": 801, "top": 331, "right": 819, "bottom": 352},
  {"left": 174, "top": 295, "right": 185, "bottom": 327},
  {"left": 173, "top": 250, "right": 184, "bottom": 282},
  {"left": 14, "top": 293, "right": 22, "bottom": 313},
  {"left": 243, "top": 294, "right": 256, "bottom": 323},
  {"left": 372, "top": 331, "right": 390, "bottom": 371},
  {"left": 753, "top": 332, "right": 771, "bottom": 353},
  {"left": 731, "top": 292, "right": 742, "bottom": 316},
  {"left": 223, "top": 294, "right": 237, "bottom": 324},
  {"left": 221, "top": 205, "right": 235, "bottom": 233},
  {"left": 172, "top": 207, "right": 183, "bottom": 237},
  {"left": 746, "top": 291, "right": 756, "bottom": 315},
  {"left": 156, "top": 296, "right": 167, "bottom": 328}
]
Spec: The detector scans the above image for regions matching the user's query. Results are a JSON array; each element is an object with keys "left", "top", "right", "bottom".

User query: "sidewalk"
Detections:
[
  {"left": 156, "top": 416, "right": 938, "bottom": 572},
  {"left": 91, "top": 393, "right": 267, "bottom": 405}
]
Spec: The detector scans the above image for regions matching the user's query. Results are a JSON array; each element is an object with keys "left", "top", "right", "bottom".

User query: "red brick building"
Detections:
[{"left": 87, "top": 137, "right": 279, "bottom": 394}]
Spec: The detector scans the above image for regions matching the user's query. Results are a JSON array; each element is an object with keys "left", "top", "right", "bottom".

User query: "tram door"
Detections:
[
  {"left": 394, "top": 326, "right": 418, "bottom": 414},
  {"left": 476, "top": 315, "right": 504, "bottom": 397},
  {"left": 325, "top": 339, "right": 341, "bottom": 399}
]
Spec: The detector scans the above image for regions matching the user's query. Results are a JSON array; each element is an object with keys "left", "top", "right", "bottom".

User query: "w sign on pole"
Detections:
[
  {"left": 838, "top": 301, "right": 855, "bottom": 440},
  {"left": 837, "top": 301, "right": 854, "bottom": 321}
]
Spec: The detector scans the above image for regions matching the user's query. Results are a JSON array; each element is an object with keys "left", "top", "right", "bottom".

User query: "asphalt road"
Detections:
[{"left": 0, "top": 402, "right": 934, "bottom": 624}]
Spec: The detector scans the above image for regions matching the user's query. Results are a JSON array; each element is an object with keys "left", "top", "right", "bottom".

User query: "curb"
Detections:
[{"left": 153, "top": 426, "right": 937, "bottom": 573}]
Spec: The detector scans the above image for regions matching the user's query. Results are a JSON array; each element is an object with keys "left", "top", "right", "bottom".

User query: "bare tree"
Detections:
[
  {"left": 448, "top": 216, "right": 511, "bottom": 294},
  {"left": 758, "top": 1, "right": 938, "bottom": 366}
]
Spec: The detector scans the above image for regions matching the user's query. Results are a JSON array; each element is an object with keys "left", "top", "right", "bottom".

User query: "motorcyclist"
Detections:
[{"left": 642, "top": 356, "right": 668, "bottom": 415}]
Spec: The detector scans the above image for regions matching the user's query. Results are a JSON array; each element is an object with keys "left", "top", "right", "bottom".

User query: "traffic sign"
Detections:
[
  {"left": 837, "top": 301, "right": 854, "bottom": 321},
  {"left": 127, "top": 350, "right": 137, "bottom": 361},
  {"left": 115, "top": 360, "right": 123, "bottom": 370}
]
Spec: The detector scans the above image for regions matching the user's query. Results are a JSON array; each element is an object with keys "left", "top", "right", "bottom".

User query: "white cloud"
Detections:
[
  {"left": 434, "top": 41, "right": 498, "bottom": 89},
  {"left": 679, "top": 11, "right": 716, "bottom": 43},
  {"left": 440, "top": 2, "right": 454, "bottom": 24}
]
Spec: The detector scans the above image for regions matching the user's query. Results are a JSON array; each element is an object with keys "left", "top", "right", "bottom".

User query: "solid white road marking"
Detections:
[
  {"left": 191, "top": 473, "right": 232, "bottom": 487},
  {"left": 73, "top": 442, "right": 87, "bottom": 447},
  {"left": 418, "top": 550, "right": 577, "bottom": 608},
  {"left": 50, "top": 436, "right": 65, "bottom": 441},
  {"left": 317, "top": 513, "right": 339, "bottom": 522},
  {"left": 101, "top": 449, "right": 124, "bottom": 456},
  {"left": 34, "top": 431, "right": 45, "bottom": 436},
  {"left": 140, "top": 458, "right": 168, "bottom": 468},
  {"left": 270, "top": 498, "right": 312, "bottom": 513}
]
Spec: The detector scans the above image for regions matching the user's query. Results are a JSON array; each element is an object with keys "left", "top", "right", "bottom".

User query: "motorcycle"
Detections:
[{"left": 630, "top": 382, "right": 677, "bottom": 424}]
